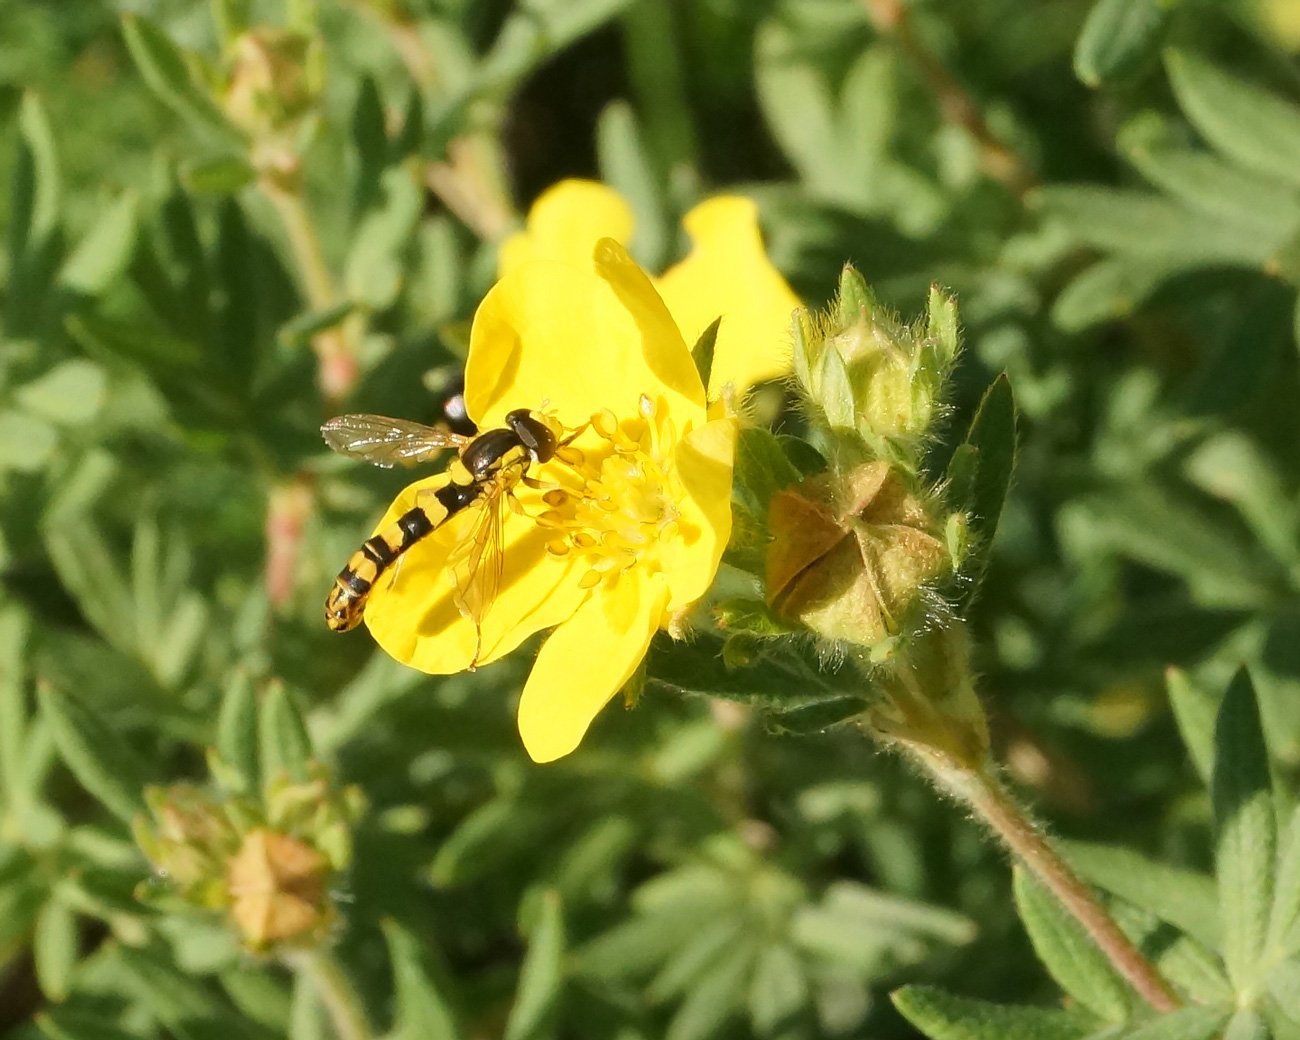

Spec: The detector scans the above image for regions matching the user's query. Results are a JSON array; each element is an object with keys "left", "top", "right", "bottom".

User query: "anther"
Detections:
[
  {"left": 578, "top": 569, "right": 603, "bottom": 589},
  {"left": 542, "top": 489, "right": 569, "bottom": 507}
]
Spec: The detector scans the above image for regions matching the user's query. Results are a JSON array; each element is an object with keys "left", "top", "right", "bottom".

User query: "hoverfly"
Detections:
[{"left": 321, "top": 408, "right": 575, "bottom": 664}]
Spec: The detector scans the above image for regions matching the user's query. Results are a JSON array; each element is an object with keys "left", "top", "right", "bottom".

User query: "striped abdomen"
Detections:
[{"left": 325, "top": 479, "right": 482, "bottom": 631}]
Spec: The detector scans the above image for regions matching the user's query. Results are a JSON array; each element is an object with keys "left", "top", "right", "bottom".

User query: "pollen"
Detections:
[{"left": 538, "top": 395, "right": 690, "bottom": 589}]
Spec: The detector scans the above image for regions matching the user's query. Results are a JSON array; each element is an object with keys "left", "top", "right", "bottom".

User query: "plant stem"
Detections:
[
  {"left": 260, "top": 177, "right": 358, "bottom": 404},
  {"left": 911, "top": 745, "right": 1181, "bottom": 1012},
  {"left": 862, "top": 0, "right": 1039, "bottom": 198},
  {"left": 285, "top": 949, "right": 374, "bottom": 1040}
]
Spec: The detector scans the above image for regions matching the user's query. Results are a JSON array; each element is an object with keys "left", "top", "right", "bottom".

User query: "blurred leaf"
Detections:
[
  {"left": 1119, "top": 113, "right": 1300, "bottom": 234},
  {"left": 0, "top": 410, "right": 58, "bottom": 473},
  {"left": 1165, "top": 49, "right": 1300, "bottom": 187},
  {"left": 749, "top": 943, "right": 808, "bottom": 1037},
  {"left": 1050, "top": 255, "right": 1179, "bottom": 331},
  {"left": 9, "top": 91, "right": 60, "bottom": 266},
  {"left": 37, "top": 684, "right": 149, "bottom": 823},
  {"left": 1035, "top": 186, "right": 1287, "bottom": 266},
  {"left": 1212, "top": 668, "right": 1274, "bottom": 993},
  {"left": 216, "top": 669, "right": 259, "bottom": 792},
  {"left": 0, "top": 607, "right": 30, "bottom": 817},
  {"left": 259, "top": 682, "right": 312, "bottom": 786},
  {"left": 666, "top": 938, "right": 755, "bottom": 1040},
  {"left": 120, "top": 14, "right": 241, "bottom": 143},
  {"left": 1268, "top": 805, "right": 1300, "bottom": 957},
  {"left": 43, "top": 517, "right": 136, "bottom": 656},
  {"left": 279, "top": 300, "right": 355, "bottom": 348},
  {"left": 1166, "top": 667, "right": 1218, "bottom": 784},
  {"left": 15, "top": 360, "right": 107, "bottom": 426},
  {"left": 504, "top": 890, "right": 565, "bottom": 1040},
  {"left": 384, "top": 920, "right": 463, "bottom": 1040},
  {"left": 1011, "top": 867, "right": 1133, "bottom": 1021},
  {"left": 596, "top": 99, "right": 667, "bottom": 270},
  {"left": 1221, "top": 1008, "right": 1267, "bottom": 1040},
  {"left": 1058, "top": 841, "right": 1220, "bottom": 950},
  {"left": 33, "top": 898, "right": 78, "bottom": 1002},
  {"left": 1074, "top": 0, "right": 1170, "bottom": 87},
  {"left": 35, "top": 1013, "right": 142, "bottom": 1040},
  {"left": 345, "top": 166, "right": 423, "bottom": 311},
  {"left": 182, "top": 154, "right": 257, "bottom": 195},
  {"left": 892, "top": 985, "right": 1095, "bottom": 1040},
  {"left": 58, "top": 194, "right": 139, "bottom": 296}
]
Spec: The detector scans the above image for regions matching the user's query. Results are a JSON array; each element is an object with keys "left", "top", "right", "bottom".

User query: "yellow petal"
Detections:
[
  {"left": 517, "top": 572, "right": 669, "bottom": 762},
  {"left": 362, "top": 476, "right": 586, "bottom": 674},
  {"left": 464, "top": 245, "right": 704, "bottom": 433},
  {"left": 498, "top": 180, "right": 634, "bottom": 276},
  {"left": 656, "top": 196, "right": 799, "bottom": 397},
  {"left": 663, "top": 417, "right": 737, "bottom": 613}
]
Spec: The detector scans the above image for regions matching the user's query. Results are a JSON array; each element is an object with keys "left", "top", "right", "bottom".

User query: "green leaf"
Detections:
[
  {"left": 754, "top": 20, "right": 840, "bottom": 200},
  {"left": 35, "top": 1012, "right": 143, "bottom": 1040},
  {"left": 1119, "top": 113, "right": 1300, "bottom": 235},
  {"left": 1213, "top": 667, "right": 1275, "bottom": 992},
  {"left": 1221, "top": 1008, "right": 1268, "bottom": 1040},
  {"left": 259, "top": 681, "right": 313, "bottom": 787},
  {"left": 504, "top": 890, "right": 565, "bottom": 1040},
  {"left": 9, "top": 91, "right": 61, "bottom": 267},
  {"left": 37, "top": 684, "right": 148, "bottom": 823},
  {"left": 1165, "top": 669, "right": 1220, "bottom": 787},
  {"left": 182, "top": 154, "right": 257, "bottom": 195},
  {"left": 43, "top": 517, "right": 136, "bottom": 656},
  {"left": 120, "top": 15, "right": 241, "bottom": 142},
  {"left": 216, "top": 669, "right": 259, "bottom": 793},
  {"left": 383, "top": 920, "right": 463, "bottom": 1040},
  {"left": 949, "top": 374, "right": 1016, "bottom": 611},
  {"left": 1035, "top": 186, "right": 1288, "bottom": 265},
  {"left": 1269, "top": 806, "right": 1300, "bottom": 956},
  {"left": 1011, "top": 867, "right": 1134, "bottom": 1021},
  {"left": 1073, "top": 0, "right": 1169, "bottom": 88},
  {"left": 748, "top": 943, "right": 808, "bottom": 1037},
  {"left": 596, "top": 99, "right": 667, "bottom": 270},
  {"left": 344, "top": 165, "right": 423, "bottom": 311},
  {"left": 892, "top": 985, "right": 1093, "bottom": 1040},
  {"left": 665, "top": 938, "right": 756, "bottom": 1040},
  {"left": 0, "top": 409, "right": 59, "bottom": 473},
  {"left": 1058, "top": 841, "right": 1221, "bottom": 950},
  {"left": 278, "top": 300, "right": 356, "bottom": 348},
  {"left": 689, "top": 317, "right": 721, "bottom": 399},
  {"left": 33, "top": 898, "right": 78, "bottom": 1001},
  {"left": 15, "top": 360, "right": 107, "bottom": 426},
  {"left": 0, "top": 607, "right": 30, "bottom": 817},
  {"left": 58, "top": 193, "right": 139, "bottom": 296},
  {"left": 1114, "top": 1004, "right": 1234, "bottom": 1040},
  {"left": 733, "top": 426, "right": 803, "bottom": 516},
  {"left": 1051, "top": 255, "right": 1181, "bottom": 331},
  {"left": 1165, "top": 49, "right": 1300, "bottom": 188}
]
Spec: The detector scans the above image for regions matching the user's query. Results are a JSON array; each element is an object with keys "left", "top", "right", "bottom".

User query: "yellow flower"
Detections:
[
  {"left": 363, "top": 238, "right": 737, "bottom": 763},
  {"left": 498, "top": 179, "right": 800, "bottom": 399}
]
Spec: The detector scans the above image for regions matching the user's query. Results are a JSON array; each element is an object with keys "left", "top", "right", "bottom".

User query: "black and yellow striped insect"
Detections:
[{"left": 321, "top": 408, "right": 569, "bottom": 661}]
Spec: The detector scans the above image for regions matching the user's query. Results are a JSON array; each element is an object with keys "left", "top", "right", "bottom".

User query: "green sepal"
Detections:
[{"left": 691, "top": 316, "right": 721, "bottom": 397}]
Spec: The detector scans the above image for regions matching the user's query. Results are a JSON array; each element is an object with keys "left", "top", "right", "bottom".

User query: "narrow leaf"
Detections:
[
  {"left": 216, "top": 669, "right": 259, "bottom": 792},
  {"left": 58, "top": 194, "right": 139, "bottom": 296},
  {"left": 259, "top": 681, "right": 312, "bottom": 787},
  {"left": 120, "top": 15, "right": 240, "bottom": 141},
  {"left": 951, "top": 374, "right": 1016, "bottom": 611},
  {"left": 892, "top": 985, "right": 1092, "bottom": 1040},
  {"left": 690, "top": 317, "right": 721, "bottom": 398},
  {"left": 384, "top": 920, "right": 462, "bottom": 1040},
  {"left": 1213, "top": 667, "right": 1275, "bottom": 992},
  {"left": 1012, "top": 867, "right": 1133, "bottom": 1021},
  {"left": 33, "top": 898, "right": 78, "bottom": 1001},
  {"left": 1059, "top": 841, "right": 1220, "bottom": 950},
  {"left": 1074, "top": 0, "right": 1168, "bottom": 87},
  {"left": 1166, "top": 49, "right": 1300, "bottom": 187},
  {"left": 38, "top": 684, "right": 148, "bottom": 823},
  {"left": 503, "top": 891, "right": 565, "bottom": 1040}
]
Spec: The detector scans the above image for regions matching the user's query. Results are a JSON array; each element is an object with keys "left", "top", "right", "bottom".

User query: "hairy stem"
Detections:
[
  {"left": 285, "top": 949, "right": 374, "bottom": 1040},
  {"left": 912, "top": 745, "right": 1181, "bottom": 1012}
]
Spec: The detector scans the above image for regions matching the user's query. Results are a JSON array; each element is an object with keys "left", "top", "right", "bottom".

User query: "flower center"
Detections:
[{"left": 534, "top": 394, "right": 686, "bottom": 589}]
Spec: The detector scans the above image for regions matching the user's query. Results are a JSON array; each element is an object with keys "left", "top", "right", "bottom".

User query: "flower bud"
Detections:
[
  {"left": 766, "top": 461, "right": 949, "bottom": 648},
  {"left": 223, "top": 28, "right": 322, "bottom": 141},
  {"left": 792, "top": 267, "right": 960, "bottom": 467},
  {"left": 227, "top": 828, "right": 330, "bottom": 950}
]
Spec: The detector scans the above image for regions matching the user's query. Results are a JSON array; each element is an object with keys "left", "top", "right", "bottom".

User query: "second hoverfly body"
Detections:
[{"left": 322, "top": 408, "right": 570, "bottom": 662}]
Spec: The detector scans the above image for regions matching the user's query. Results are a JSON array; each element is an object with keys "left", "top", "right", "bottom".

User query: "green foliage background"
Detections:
[{"left": 4, "top": 0, "right": 1300, "bottom": 1038}]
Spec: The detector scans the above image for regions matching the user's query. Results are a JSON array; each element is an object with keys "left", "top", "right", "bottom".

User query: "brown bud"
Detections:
[
  {"left": 227, "top": 828, "right": 329, "bottom": 949},
  {"left": 766, "top": 461, "right": 948, "bottom": 646}
]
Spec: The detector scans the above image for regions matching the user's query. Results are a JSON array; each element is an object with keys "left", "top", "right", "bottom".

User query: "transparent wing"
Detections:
[
  {"left": 321, "top": 414, "right": 471, "bottom": 468},
  {"left": 448, "top": 484, "right": 506, "bottom": 635}
]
